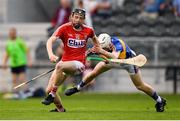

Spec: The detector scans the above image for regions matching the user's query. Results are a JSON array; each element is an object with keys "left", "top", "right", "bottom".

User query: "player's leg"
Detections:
[
  {"left": 65, "top": 62, "right": 111, "bottom": 96},
  {"left": 11, "top": 73, "right": 19, "bottom": 93},
  {"left": 42, "top": 61, "right": 84, "bottom": 105},
  {"left": 46, "top": 70, "right": 66, "bottom": 112},
  {"left": 80, "top": 62, "right": 111, "bottom": 89},
  {"left": 18, "top": 72, "right": 28, "bottom": 98},
  {"left": 129, "top": 68, "right": 166, "bottom": 112}
]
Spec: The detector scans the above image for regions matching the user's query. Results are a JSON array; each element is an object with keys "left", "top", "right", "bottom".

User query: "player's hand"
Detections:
[
  {"left": 49, "top": 54, "right": 59, "bottom": 63},
  {"left": 93, "top": 45, "right": 101, "bottom": 53},
  {"left": 86, "top": 48, "right": 97, "bottom": 57},
  {"left": 90, "top": 46, "right": 101, "bottom": 54},
  {"left": 27, "top": 60, "right": 33, "bottom": 67},
  {"left": 99, "top": 55, "right": 110, "bottom": 64}
]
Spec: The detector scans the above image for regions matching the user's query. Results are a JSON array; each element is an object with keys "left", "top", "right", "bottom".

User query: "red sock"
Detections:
[{"left": 49, "top": 85, "right": 58, "bottom": 97}]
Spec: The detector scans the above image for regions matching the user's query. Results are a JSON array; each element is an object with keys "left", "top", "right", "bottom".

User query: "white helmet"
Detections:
[{"left": 98, "top": 33, "right": 111, "bottom": 48}]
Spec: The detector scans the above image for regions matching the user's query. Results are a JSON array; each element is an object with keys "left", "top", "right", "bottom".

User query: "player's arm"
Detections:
[
  {"left": 91, "top": 36, "right": 101, "bottom": 54},
  {"left": 92, "top": 36, "right": 100, "bottom": 47},
  {"left": 99, "top": 49, "right": 117, "bottom": 59},
  {"left": 47, "top": 26, "right": 64, "bottom": 62},
  {"left": 89, "top": 36, "right": 116, "bottom": 59},
  {"left": 2, "top": 52, "right": 9, "bottom": 69},
  {"left": 46, "top": 36, "right": 59, "bottom": 63}
]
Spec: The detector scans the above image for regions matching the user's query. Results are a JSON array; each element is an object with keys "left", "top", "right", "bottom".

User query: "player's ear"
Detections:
[{"left": 69, "top": 14, "right": 73, "bottom": 22}]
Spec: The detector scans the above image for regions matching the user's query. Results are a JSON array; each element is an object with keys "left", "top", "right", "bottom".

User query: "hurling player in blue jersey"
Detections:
[{"left": 65, "top": 33, "right": 166, "bottom": 112}]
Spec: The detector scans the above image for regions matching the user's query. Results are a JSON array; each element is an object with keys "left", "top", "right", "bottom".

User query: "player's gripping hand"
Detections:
[
  {"left": 92, "top": 45, "right": 101, "bottom": 54},
  {"left": 88, "top": 46, "right": 101, "bottom": 55},
  {"left": 86, "top": 48, "right": 98, "bottom": 57},
  {"left": 49, "top": 54, "right": 59, "bottom": 63}
]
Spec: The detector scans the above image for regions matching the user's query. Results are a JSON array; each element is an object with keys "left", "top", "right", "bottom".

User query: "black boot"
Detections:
[
  {"left": 155, "top": 98, "right": 166, "bottom": 112},
  {"left": 64, "top": 87, "right": 79, "bottom": 96},
  {"left": 41, "top": 94, "right": 54, "bottom": 105}
]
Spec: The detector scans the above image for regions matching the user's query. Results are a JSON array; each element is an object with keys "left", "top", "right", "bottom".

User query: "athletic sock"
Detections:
[
  {"left": 151, "top": 91, "right": 162, "bottom": 103},
  {"left": 49, "top": 85, "right": 58, "bottom": 97},
  {"left": 77, "top": 81, "right": 85, "bottom": 90}
]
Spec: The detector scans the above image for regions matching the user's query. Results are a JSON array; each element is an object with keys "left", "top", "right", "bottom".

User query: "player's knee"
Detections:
[{"left": 56, "top": 63, "right": 64, "bottom": 72}]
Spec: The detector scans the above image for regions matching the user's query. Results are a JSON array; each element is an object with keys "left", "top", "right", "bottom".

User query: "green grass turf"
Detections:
[{"left": 0, "top": 93, "right": 180, "bottom": 120}]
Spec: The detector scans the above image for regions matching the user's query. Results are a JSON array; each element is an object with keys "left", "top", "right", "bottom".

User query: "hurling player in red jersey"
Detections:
[{"left": 41, "top": 8, "right": 100, "bottom": 112}]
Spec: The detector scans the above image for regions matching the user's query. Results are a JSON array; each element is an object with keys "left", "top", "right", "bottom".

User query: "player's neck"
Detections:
[{"left": 10, "top": 37, "right": 17, "bottom": 40}]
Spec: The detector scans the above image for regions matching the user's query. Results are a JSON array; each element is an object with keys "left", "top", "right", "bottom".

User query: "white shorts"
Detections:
[
  {"left": 72, "top": 61, "right": 85, "bottom": 75},
  {"left": 59, "top": 60, "right": 85, "bottom": 75}
]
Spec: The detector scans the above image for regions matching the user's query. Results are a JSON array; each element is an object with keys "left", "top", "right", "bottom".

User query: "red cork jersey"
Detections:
[{"left": 53, "top": 22, "right": 95, "bottom": 64}]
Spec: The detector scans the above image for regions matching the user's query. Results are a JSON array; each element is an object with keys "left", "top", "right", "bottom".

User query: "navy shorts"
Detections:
[{"left": 11, "top": 65, "right": 26, "bottom": 74}]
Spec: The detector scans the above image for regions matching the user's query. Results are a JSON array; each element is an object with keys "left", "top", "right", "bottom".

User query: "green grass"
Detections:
[{"left": 0, "top": 93, "right": 180, "bottom": 120}]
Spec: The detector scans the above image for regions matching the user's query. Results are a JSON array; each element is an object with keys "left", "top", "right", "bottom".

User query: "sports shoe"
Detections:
[
  {"left": 41, "top": 94, "right": 54, "bottom": 105},
  {"left": 50, "top": 108, "right": 66, "bottom": 112},
  {"left": 155, "top": 98, "right": 166, "bottom": 112},
  {"left": 64, "top": 87, "right": 79, "bottom": 96}
]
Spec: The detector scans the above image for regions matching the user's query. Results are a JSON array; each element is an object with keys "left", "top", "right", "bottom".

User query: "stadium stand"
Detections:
[{"left": 93, "top": 0, "right": 180, "bottom": 37}]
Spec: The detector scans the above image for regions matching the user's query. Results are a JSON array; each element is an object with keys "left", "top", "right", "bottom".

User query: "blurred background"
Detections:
[{"left": 0, "top": 0, "right": 180, "bottom": 99}]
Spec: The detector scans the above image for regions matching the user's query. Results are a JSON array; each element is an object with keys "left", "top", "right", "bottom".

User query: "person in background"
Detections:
[
  {"left": 173, "top": 0, "right": 180, "bottom": 17},
  {"left": 74, "top": 0, "right": 93, "bottom": 27},
  {"left": 2, "top": 27, "right": 32, "bottom": 99},
  {"left": 138, "top": 0, "right": 166, "bottom": 19},
  {"left": 47, "top": 0, "right": 72, "bottom": 37}
]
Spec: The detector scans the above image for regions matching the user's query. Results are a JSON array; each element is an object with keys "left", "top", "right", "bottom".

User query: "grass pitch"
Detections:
[{"left": 0, "top": 93, "right": 180, "bottom": 120}]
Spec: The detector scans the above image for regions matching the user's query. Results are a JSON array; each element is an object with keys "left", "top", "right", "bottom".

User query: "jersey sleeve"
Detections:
[{"left": 53, "top": 25, "right": 65, "bottom": 39}]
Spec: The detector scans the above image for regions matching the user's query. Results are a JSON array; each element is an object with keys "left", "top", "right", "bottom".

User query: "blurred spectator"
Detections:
[
  {"left": 173, "top": 0, "right": 180, "bottom": 17},
  {"left": 74, "top": 0, "right": 112, "bottom": 19},
  {"left": 2, "top": 27, "right": 32, "bottom": 99},
  {"left": 74, "top": 0, "right": 93, "bottom": 27},
  {"left": 138, "top": 0, "right": 166, "bottom": 19},
  {"left": 91, "top": 0, "right": 112, "bottom": 18},
  {"left": 47, "top": 0, "right": 72, "bottom": 37},
  {"left": 159, "top": 0, "right": 173, "bottom": 16},
  {"left": 111, "top": 0, "right": 125, "bottom": 8}
]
